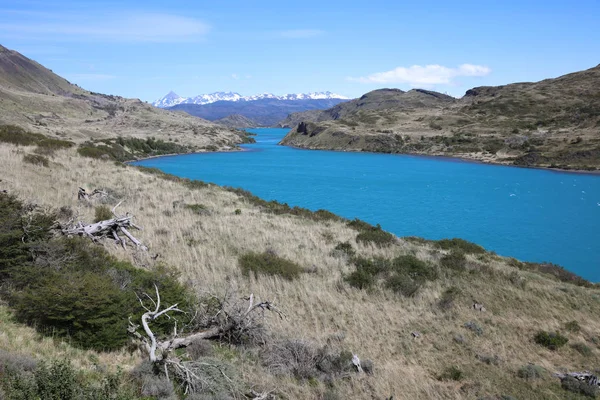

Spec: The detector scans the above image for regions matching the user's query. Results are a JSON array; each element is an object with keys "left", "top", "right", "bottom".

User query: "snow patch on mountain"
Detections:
[{"left": 152, "top": 91, "right": 349, "bottom": 108}]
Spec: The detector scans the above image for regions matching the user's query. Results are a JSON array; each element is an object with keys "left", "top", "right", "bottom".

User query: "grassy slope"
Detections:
[
  {"left": 2, "top": 142, "right": 600, "bottom": 399},
  {"left": 0, "top": 44, "right": 248, "bottom": 151},
  {"left": 280, "top": 66, "right": 600, "bottom": 171}
]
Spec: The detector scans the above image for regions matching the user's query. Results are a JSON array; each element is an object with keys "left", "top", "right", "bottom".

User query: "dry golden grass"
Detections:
[{"left": 2, "top": 143, "right": 600, "bottom": 399}]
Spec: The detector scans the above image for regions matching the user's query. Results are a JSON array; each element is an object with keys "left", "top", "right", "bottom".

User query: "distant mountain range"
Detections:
[
  {"left": 153, "top": 91, "right": 349, "bottom": 108},
  {"left": 161, "top": 95, "right": 350, "bottom": 128}
]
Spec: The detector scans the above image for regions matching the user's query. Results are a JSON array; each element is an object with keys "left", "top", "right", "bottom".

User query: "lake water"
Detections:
[{"left": 134, "top": 128, "right": 600, "bottom": 281}]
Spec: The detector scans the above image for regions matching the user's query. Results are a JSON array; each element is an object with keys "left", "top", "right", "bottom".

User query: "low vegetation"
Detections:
[
  {"left": 78, "top": 136, "right": 192, "bottom": 161},
  {"left": 0, "top": 193, "right": 190, "bottom": 351},
  {"left": 534, "top": 331, "right": 569, "bottom": 350},
  {"left": 239, "top": 251, "right": 304, "bottom": 280},
  {"left": 2, "top": 138, "right": 600, "bottom": 399}
]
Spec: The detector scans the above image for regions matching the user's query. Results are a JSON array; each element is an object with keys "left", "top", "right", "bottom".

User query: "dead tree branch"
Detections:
[
  {"left": 78, "top": 187, "right": 108, "bottom": 202},
  {"left": 61, "top": 201, "right": 148, "bottom": 251}
]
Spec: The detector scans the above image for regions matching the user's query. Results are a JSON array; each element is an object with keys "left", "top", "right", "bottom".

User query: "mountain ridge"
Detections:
[{"left": 153, "top": 90, "right": 349, "bottom": 108}]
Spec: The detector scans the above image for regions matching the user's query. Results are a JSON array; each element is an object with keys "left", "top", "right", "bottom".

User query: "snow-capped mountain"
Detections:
[{"left": 152, "top": 91, "right": 349, "bottom": 108}]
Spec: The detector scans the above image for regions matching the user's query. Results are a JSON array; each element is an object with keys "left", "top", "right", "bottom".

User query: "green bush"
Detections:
[
  {"left": 333, "top": 241, "right": 355, "bottom": 257},
  {"left": 345, "top": 268, "right": 375, "bottom": 290},
  {"left": 392, "top": 255, "right": 438, "bottom": 281},
  {"left": 571, "top": 342, "right": 592, "bottom": 356},
  {"left": 94, "top": 205, "right": 113, "bottom": 222},
  {"left": 440, "top": 250, "right": 467, "bottom": 271},
  {"left": 438, "top": 366, "right": 463, "bottom": 381},
  {"left": 0, "top": 125, "right": 46, "bottom": 146},
  {"left": 534, "top": 331, "right": 568, "bottom": 350},
  {"left": 436, "top": 238, "right": 486, "bottom": 254},
  {"left": 1, "top": 193, "right": 191, "bottom": 351},
  {"left": 516, "top": 364, "right": 545, "bottom": 380},
  {"left": 438, "top": 286, "right": 461, "bottom": 310},
  {"left": 344, "top": 255, "right": 437, "bottom": 297},
  {"left": 239, "top": 251, "right": 303, "bottom": 281},
  {"left": 184, "top": 203, "right": 209, "bottom": 215},
  {"left": 356, "top": 226, "right": 395, "bottom": 247},
  {"left": 1, "top": 358, "right": 136, "bottom": 399},
  {"left": 565, "top": 320, "right": 581, "bottom": 333},
  {"left": 22, "top": 154, "right": 49, "bottom": 167},
  {"left": 561, "top": 376, "right": 598, "bottom": 398}
]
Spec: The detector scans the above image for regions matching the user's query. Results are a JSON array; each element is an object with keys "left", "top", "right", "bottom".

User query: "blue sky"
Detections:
[{"left": 1, "top": 0, "right": 599, "bottom": 101}]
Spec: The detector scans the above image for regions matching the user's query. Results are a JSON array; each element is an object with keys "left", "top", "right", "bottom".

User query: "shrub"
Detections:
[
  {"left": 0, "top": 124, "right": 46, "bottom": 146},
  {"left": 239, "top": 251, "right": 303, "bottom": 281},
  {"left": 22, "top": 154, "right": 49, "bottom": 167},
  {"left": 440, "top": 250, "right": 467, "bottom": 271},
  {"left": 1, "top": 358, "right": 134, "bottom": 400},
  {"left": 234, "top": 208, "right": 242, "bottom": 215},
  {"left": 565, "top": 320, "right": 581, "bottom": 333},
  {"left": 439, "top": 286, "right": 461, "bottom": 310},
  {"left": 464, "top": 321, "right": 484, "bottom": 336},
  {"left": 517, "top": 364, "right": 545, "bottom": 380},
  {"left": 262, "top": 339, "right": 355, "bottom": 382},
  {"left": 94, "top": 205, "right": 113, "bottom": 222},
  {"left": 438, "top": 366, "right": 463, "bottom": 381},
  {"left": 386, "top": 255, "right": 438, "bottom": 297},
  {"left": 0, "top": 196, "right": 192, "bottom": 351},
  {"left": 185, "top": 203, "right": 209, "bottom": 215},
  {"left": 356, "top": 226, "right": 395, "bottom": 247},
  {"left": 534, "top": 331, "right": 568, "bottom": 350},
  {"left": 436, "top": 238, "right": 486, "bottom": 254},
  {"left": 392, "top": 255, "right": 438, "bottom": 281},
  {"left": 561, "top": 376, "right": 598, "bottom": 397},
  {"left": 571, "top": 342, "right": 592, "bottom": 356},
  {"left": 333, "top": 241, "right": 355, "bottom": 257},
  {"left": 345, "top": 268, "right": 375, "bottom": 290}
]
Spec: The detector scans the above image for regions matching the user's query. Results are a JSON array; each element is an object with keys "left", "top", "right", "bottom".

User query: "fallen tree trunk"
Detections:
[{"left": 61, "top": 201, "right": 148, "bottom": 251}]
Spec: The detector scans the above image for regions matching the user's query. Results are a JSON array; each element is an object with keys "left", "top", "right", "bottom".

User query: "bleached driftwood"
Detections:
[
  {"left": 554, "top": 371, "right": 600, "bottom": 386},
  {"left": 62, "top": 201, "right": 148, "bottom": 250},
  {"left": 78, "top": 187, "right": 107, "bottom": 201},
  {"left": 128, "top": 287, "right": 283, "bottom": 394}
]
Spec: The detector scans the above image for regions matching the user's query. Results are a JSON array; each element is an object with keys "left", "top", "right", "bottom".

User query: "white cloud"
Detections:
[
  {"left": 0, "top": 12, "right": 210, "bottom": 43},
  {"left": 280, "top": 29, "right": 324, "bottom": 39},
  {"left": 349, "top": 64, "right": 491, "bottom": 85},
  {"left": 231, "top": 73, "right": 239, "bottom": 80}
]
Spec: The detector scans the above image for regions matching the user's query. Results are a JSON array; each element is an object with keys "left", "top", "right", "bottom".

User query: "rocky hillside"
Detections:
[
  {"left": 0, "top": 44, "right": 249, "bottom": 150},
  {"left": 281, "top": 65, "right": 600, "bottom": 170},
  {"left": 214, "top": 113, "right": 259, "bottom": 129}
]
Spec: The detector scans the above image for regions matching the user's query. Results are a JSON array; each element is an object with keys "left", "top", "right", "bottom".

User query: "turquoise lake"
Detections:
[{"left": 134, "top": 128, "right": 600, "bottom": 281}]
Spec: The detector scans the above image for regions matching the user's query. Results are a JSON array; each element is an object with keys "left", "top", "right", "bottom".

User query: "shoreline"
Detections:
[
  {"left": 278, "top": 143, "right": 600, "bottom": 176},
  {"left": 124, "top": 146, "right": 251, "bottom": 164}
]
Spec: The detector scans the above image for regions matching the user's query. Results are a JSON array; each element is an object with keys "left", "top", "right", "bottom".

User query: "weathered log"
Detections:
[
  {"left": 554, "top": 371, "right": 600, "bottom": 386},
  {"left": 61, "top": 201, "right": 147, "bottom": 250},
  {"left": 129, "top": 289, "right": 284, "bottom": 362}
]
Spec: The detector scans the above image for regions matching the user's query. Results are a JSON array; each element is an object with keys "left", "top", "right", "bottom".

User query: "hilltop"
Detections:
[
  {"left": 280, "top": 65, "right": 600, "bottom": 170},
  {"left": 0, "top": 44, "right": 249, "bottom": 150}
]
